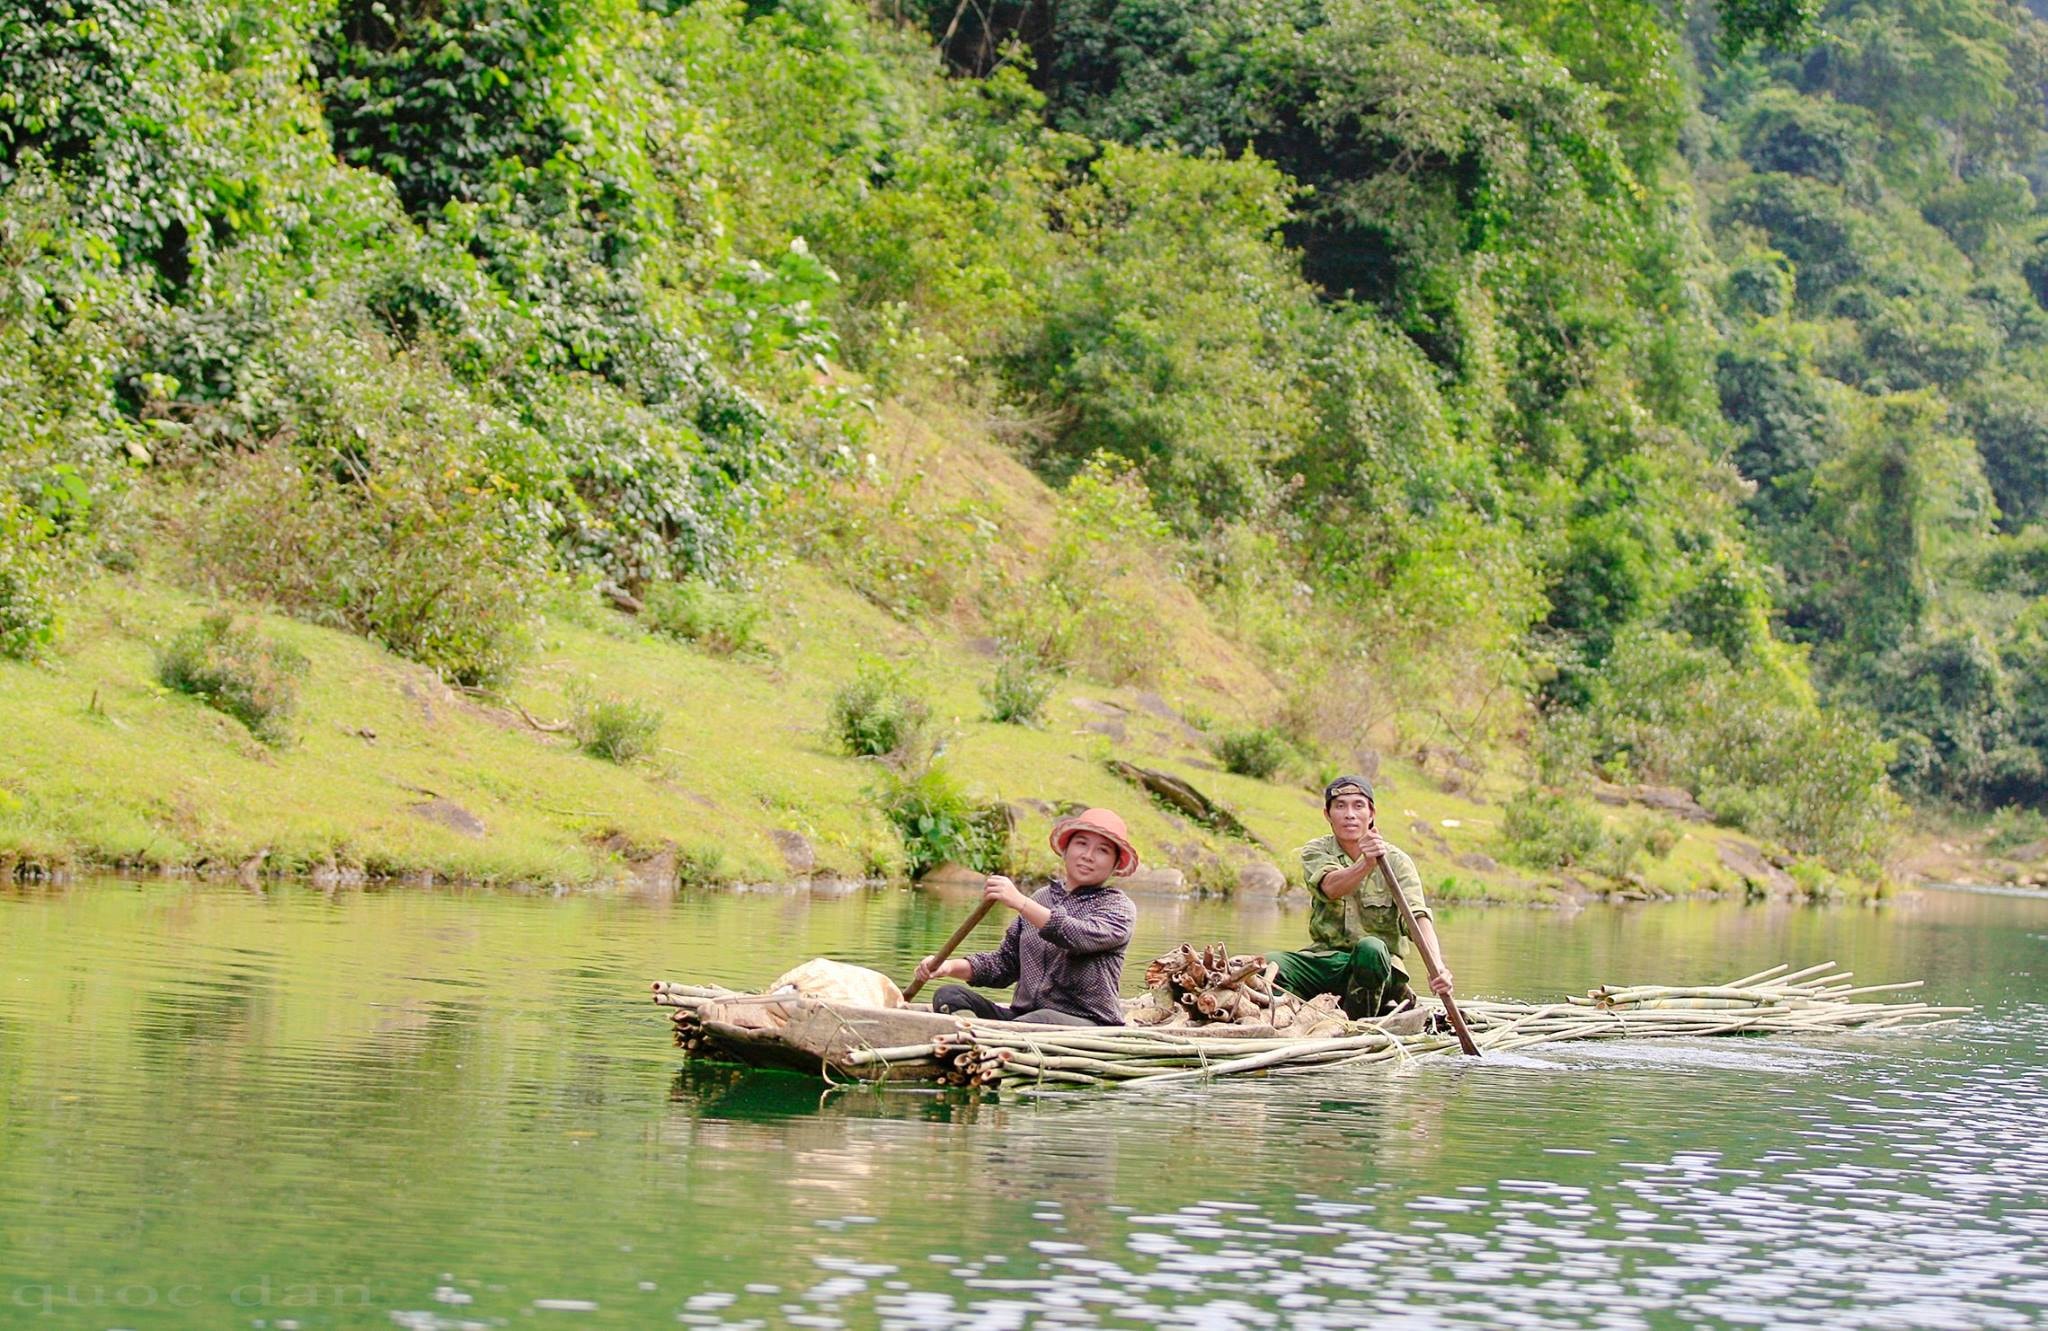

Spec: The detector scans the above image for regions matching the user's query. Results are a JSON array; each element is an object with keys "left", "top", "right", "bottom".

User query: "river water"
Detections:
[{"left": 1, "top": 879, "right": 2043, "bottom": 1330}]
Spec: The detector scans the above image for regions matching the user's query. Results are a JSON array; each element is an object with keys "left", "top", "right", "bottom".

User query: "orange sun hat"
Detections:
[{"left": 1049, "top": 807, "right": 1140, "bottom": 878}]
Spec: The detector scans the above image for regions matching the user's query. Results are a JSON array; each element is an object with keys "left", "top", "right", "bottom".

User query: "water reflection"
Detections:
[{"left": 0, "top": 881, "right": 2041, "bottom": 1330}]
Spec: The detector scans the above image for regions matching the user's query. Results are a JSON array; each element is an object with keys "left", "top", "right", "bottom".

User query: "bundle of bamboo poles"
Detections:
[
  {"left": 896, "top": 1023, "right": 1465, "bottom": 1089},
  {"left": 651, "top": 961, "right": 1966, "bottom": 1092},
  {"left": 654, "top": 981, "right": 726, "bottom": 1054}
]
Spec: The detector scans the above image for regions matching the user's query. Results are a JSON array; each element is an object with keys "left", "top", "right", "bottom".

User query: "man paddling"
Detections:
[
  {"left": 1269, "top": 776, "right": 1455, "bottom": 1019},
  {"left": 912, "top": 807, "right": 1139, "bottom": 1027}
]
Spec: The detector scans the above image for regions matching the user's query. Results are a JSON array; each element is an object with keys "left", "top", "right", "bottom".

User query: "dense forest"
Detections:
[{"left": 4, "top": 0, "right": 2046, "bottom": 876}]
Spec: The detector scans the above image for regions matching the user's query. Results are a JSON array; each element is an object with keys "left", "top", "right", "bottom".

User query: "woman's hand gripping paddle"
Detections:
[{"left": 902, "top": 898, "right": 996, "bottom": 1002}]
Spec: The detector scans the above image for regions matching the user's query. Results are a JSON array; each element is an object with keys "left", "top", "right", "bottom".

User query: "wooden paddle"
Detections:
[
  {"left": 902, "top": 897, "right": 996, "bottom": 1001},
  {"left": 1378, "top": 856, "right": 1481, "bottom": 1056}
]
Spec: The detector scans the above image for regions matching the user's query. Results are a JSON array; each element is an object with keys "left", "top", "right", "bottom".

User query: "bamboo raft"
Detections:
[{"left": 650, "top": 961, "right": 1966, "bottom": 1092}]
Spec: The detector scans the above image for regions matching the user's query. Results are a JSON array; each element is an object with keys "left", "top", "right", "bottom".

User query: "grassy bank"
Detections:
[{"left": 1, "top": 417, "right": 1879, "bottom": 903}]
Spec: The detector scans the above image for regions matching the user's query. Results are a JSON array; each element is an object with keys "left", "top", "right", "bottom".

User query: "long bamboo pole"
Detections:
[
  {"left": 1378, "top": 855, "right": 1480, "bottom": 1057},
  {"left": 902, "top": 897, "right": 996, "bottom": 1001}
]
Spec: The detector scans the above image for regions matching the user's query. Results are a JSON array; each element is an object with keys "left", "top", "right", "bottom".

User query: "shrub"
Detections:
[
  {"left": 0, "top": 499, "right": 58, "bottom": 662},
  {"left": 570, "top": 689, "right": 664, "bottom": 764},
  {"left": 782, "top": 458, "right": 994, "bottom": 622},
  {"left": 981, "top": 654, "right": 1052, "bottom": 725},
  {"left": 1589, "top": 826, "right": 1648, "bottom": 881},
  {"left": 987, "top": 456, "right": 1180, "bottom": 686},
  {"left": 1788, "top": 861, "right": 1845, "bottom": 901},
  {"left": 1216, "top": 726, "right": 1290, "bottom": 780},
  {"left": 676, "top": 844, "right": 726, "bottom": 888},
  {"left": 535, "top": 379, "right": 760, "bottom": 592},
  {"left": 1986, "top": 805, "right": 2048, "bottom": 856},
  {"left": 155, "top": 614, "right": 308, "bottom": 745},
  {"left": 1721, "top": 173, "right": 1869, "bottom": 304},
  {"left": 642, "top": 580, "right": 765, "bottom": 657},
  {"left": 1499, "top": 788, "right": 1609, "bottom": 871},
  {"left": 828, "top": 661, "right": 929, "bottom": 758},
  {"left": 1011, "top": 145, "right": 1317, "bottom": 528},
  {"left": 1544, "top": 628, "right": 1899, "bottom": 870},
  {"left": 873, "top": 760, "right": 1010, "bottom": 879},
  {"left": 190, "top": 446, "right": 535, "bottom": 688}
]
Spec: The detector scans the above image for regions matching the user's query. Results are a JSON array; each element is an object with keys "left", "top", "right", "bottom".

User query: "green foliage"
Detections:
[
  {"left": 681, "top": 2, "right": 1070, "bottom": 380},
  {"left": 715, "top": 238, "right": 841, "bottom": 371},
  {"left": 989, "top": 456, "right": 1178, "bottom": 685},
  {"left": 154, "top": 613, "right": 308, "bottom": 746},
  {"left": 1985, "top": 804, "right": 2048, "bottom": 855},
  {"left": 827, "top": 660, "right": 930, "bottom": 758},
  {"left": 0, "top": 162, "right": 142, "bottom": 663},
  {"left": 1543, "top": 507, "right": 1664, "bottom": 688},
  {"left": 1714, "top": 0, "right": 1823, "bottom": 57},
  {"left": 1921, "top": 172, "right": 2035, "bottom": 259},
  {"left": 1724, "top": 249, "right": 1797, "bottom": 319},
  {"left": 1739, "top": 89, "right": 1873, "bottom": 187},
  {"left": 315, "top": 0, "right": 582, "bottom": 218},
  {"left": 1542, "top": 629, "right": 1900, "bottom": 868},
  {"left": 980, "top": 653, "right": 1052, "bottom": 725},
  {"left": 1801, "top": 0, "right": 2026, "bottom": 161},
  {"left": 0, "top": 0, "right": 220, "bottom": 267},
  {"left": 1856, "top": 295, "right": 1999, "bottom": 392},
  {"left": 1666, "top": 541, "right": 1774, "bottom": 664},
  {"left": 190, "top": 443, "right": 536, "bottom": 689},
  {"left": 569, "top": 687, "right": 663, "bottom": 764},
  {"left": 1978, "top": 529, "right": 2048, "bottom": 596},
  {"left": 0, "top": 495, "right": 59, "bottom": 661},
  {"left": 873, "top": 759, "right": 1010, "bottom": 878},
  {"left": 1856, "top": 630, "right": 2038, "bottom": 805},
  {"left": 1286, "top": 313, "right": 1543, "bottom": 687},
  {"left": 1963, "top": 376, "right": 2048, "bottom": 530},
  {"left": 1035, "top": 0, "right": 1669, "bottom": 465},
  {"left": 1805, "top": 393, "right": 1992, "bottom": 658},
  {"left": 641, "top": 579, "right": 765, "bottom": 657},
  {"left": 1786, "top": 859, "right": 1845, "bottom": 901},
  {"left": 535, "top": 379, "right": 751, "bottom": 591},
  {"left": 1491, "top": 0, "right": 1686, "bottom": 169},
  {"left": 1498, "top": 788, "right": 1659, "bottom": 881},
  {"left": 1722, "top": 174, "right": 1870, "bottom": 304},
  {"left": 1215, "top": 727, "right": 1290, "bottom": 781},
  {"left": 1499, "top": 788, "right": 1610, "bottom": 871},
  {"left": 1011, "top": 145, "right": 1316, "bottom": 525}
]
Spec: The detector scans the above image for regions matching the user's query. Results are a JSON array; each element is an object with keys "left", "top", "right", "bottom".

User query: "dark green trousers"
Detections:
[{"left": 1271, "top": 937, "right": 1402, "bottom": 1020}]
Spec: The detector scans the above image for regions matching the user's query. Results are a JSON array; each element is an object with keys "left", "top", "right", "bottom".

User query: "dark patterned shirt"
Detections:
[{"left": 964, "top": 879, "right": 1137, "bottom": 1026}]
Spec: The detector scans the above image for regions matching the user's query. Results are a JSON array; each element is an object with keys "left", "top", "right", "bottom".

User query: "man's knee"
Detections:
[
  {"left": 931, "top": 984, "right": 975, "bottom": 1013},
  {"left": 1349, "top": 936, "right": 1391, "bottom": 982},
  {"left": 1270, "top": 949, "right": 1320, "bottom": 999}
]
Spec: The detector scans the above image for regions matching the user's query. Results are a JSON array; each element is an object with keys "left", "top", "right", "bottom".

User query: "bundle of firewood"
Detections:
[{"left": 1126, "top": 942, "right": 1348, "bottom": 1036}]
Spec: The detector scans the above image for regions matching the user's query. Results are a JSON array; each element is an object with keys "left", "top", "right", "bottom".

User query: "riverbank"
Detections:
[{"left": 1, "top": 553, "right": 1896, "bottom": 903}]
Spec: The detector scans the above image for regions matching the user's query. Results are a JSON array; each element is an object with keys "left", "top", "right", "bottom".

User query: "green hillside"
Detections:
[{"left": 4, "top": 0, "right": 2045, "bottom": 892}]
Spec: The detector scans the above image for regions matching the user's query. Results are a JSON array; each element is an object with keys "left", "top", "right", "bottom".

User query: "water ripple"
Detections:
[{"left": 1, "top": 880, "right": 2044, "bottom": 1330}]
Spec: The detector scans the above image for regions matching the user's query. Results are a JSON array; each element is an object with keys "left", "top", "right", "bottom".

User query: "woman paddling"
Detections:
[{"left": 912, "top": 807, "right": 1139, "bottom": 1027}]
